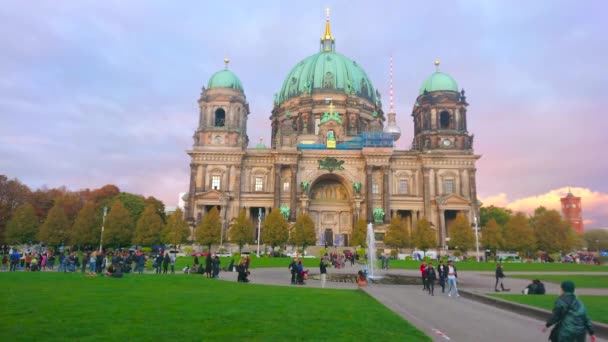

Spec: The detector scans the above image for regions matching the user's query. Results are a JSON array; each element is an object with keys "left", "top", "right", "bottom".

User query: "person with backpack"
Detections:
[
  {"left": 542, "top": 281, "right": 595, "bottom": 342},
  {"left": 289, "top": 258, "right": 298, "bottom": 285}
]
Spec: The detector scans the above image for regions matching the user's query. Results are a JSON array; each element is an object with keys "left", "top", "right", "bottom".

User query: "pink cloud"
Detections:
[{"left": 481, "top": 187, "right": 608, "bottom": 229}]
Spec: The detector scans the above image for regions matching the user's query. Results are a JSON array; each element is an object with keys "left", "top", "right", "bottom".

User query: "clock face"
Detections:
[{"left": 442, "top": 139, "right": 452, "bottom": 147}]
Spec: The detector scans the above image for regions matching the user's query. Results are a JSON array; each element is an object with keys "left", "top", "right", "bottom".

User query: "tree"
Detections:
[
  {"left": 480, "top": 205, "right": 512, "bottom": 228},
  {"left": 71, "top": 202, "right": 101, "bottom": 248},
  {"left": 38, "top": 200, "right": 70, "bottom": 246},
  {"left": 384, "top": 215, "right": 410, "bottom": 250},
  {"left": 351, "top": 219, "right": 367, "bottom": 247},
  {"left": 87, "top": 184, "right": 120, "bottom": 205},
  {"left": 229, "top": 209, "right": 255, "bottom": 252},
  {"left": 103, "top": 200, "right": 135, "bottom": 248},
  {"left": 161, "top": 208, "right": 190, "bottom": 248},
  {"left": 195, "top": 206, "right": 221, "bottom": 250},
  {"left": 112, "top": 192, "right": 146, "bottom": 223},
  {"left": 145, "top": 196, "right": 167, "bottom": 223},
  {"left": 261, "top": 208, "right": 289, "bottom": 250},
  {"left": 5, "top": 203, "right": 39, "bottom": 244},
  {"left": 584, "top": 229, "right": 608, "bottom": 252},
  {"left": 503, "top": 212, "right": 536, "bottom": 255},
  {"left": 58, "top": 192, "right": 84, "bottom": 224},
  {"left": 290, "top": 213, "right": 316, "bottom": 251},
  {"left": 133, "top": 205, "right": 164, "bottom": 247},
  {"left": 532, "top": 209, "right": 576, "bottom": 253},
  {"left": 0, "top": 175, "right": 31, "bottom": 243},
  {"left": 449, "top": 213, "right": 475, "bottom": 255},
  {"left": 412, "top": 217, "right": 436, "bottom": 252},
  {"left": 481, "top": 218, "right": 503, "bottom": 254}
]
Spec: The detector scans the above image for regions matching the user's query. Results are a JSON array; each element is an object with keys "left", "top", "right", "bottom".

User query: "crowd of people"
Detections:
[{"left": 419, "top": 260, "right": 459, "bottom": 297}]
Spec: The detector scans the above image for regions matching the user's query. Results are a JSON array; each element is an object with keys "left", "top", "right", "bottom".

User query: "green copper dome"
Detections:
[
  {"left": 277, "top": 51, "right": 376, "bottom": 105},
  {"left": 419, "top": 71, "right": 458, "bottom": 95},
  {"left": 207, "top": 69, "right": 244, "bottom": 92}
]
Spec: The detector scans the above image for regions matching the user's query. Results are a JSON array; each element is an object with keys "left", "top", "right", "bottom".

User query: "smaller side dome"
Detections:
[
  {"left": 207, "top": 69, "right": 244, "bottom": 92},
  {"left": 254, "top": 138, "right": 267, "bottom": 149},
  {"left": 419, "top": 71, "right": 458, "bottom": 95}
]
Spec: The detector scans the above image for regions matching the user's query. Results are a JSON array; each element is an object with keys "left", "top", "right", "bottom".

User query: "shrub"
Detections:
[
  {"left": 142, "top": 247, "right": 151, "bottom": 253},
  {"left": 319, "top": 248, "right": 328, "bottom": 257},
  {"left": 183, "top": 246, "right": 193, "bottom": 255}
]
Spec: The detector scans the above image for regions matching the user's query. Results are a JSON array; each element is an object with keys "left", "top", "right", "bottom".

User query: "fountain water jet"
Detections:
[{"left": 366, "top": 222, "right": 381, "bottom": 279}]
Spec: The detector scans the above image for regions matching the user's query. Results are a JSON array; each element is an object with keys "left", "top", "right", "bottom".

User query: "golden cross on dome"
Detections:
[
  {"left": 326, "top": 7, "right": 330, "bottom": 20},
  {"left": 224, "top": 57, "right": 230, "bottom": 69}
]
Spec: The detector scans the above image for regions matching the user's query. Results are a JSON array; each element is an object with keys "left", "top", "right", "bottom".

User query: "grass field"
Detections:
[
  {"left": 509, "top": 275, "right": 608, "bottom": 288},
  {"left": 170, "top": 257, "right": 608, "bottom": 273},
  {"left": 0, "top": 272, "right": 429, "bottom": 341},
  {"left": 491, "top": 294, "right": 608, "bottom": 324}
]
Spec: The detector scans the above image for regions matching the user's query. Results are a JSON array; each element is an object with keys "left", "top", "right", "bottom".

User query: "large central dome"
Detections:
[
  {"left": 277, "top": 51, "right": 376, "bottom": 105},
  {"left": 276, "top": 15, "right": 376, "bottom": 106}
]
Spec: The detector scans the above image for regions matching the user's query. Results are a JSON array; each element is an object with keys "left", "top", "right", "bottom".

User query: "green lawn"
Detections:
[
  {"left": 509, "top": 275, "right": 608, "bottom": 288},
  {"left": 170, "top": 257, "right": 608, "bottom": 272},
  {"left": 491, "top": 294, "right": 608, "bottom": 324},
  {"left": 0, "top": 272, "right": 429, "bottom": 341}
]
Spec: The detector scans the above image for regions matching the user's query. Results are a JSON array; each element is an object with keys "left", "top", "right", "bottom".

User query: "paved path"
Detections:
[{"left": 224, "top": 266, "right": 605, "bottom": 342}]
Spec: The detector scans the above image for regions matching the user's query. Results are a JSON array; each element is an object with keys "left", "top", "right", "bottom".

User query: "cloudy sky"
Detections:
[{"left": 1, "top": 1, "right": 607, "bottom": 228}]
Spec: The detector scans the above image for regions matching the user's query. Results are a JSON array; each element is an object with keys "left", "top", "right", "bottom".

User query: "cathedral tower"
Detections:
[
  {"left": 561, "top": 190, "right": 584, "bottom": 235},
  {"left": 412, "top": 61, "right": 472, "bottom": 151},
  {"left": 193, "top": 58, "right": 249, "bottom": 151}
]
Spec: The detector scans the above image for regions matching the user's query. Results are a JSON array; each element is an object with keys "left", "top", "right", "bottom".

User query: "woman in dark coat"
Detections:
[
  {"left": 543, "top": 281, "right": 595, "bottom": 342},
  {"left": 162, "top": 253, "right": 170, "bottom": 274},
  {"left": 205, "top": 254, "right": 213, "bottom": 278}
]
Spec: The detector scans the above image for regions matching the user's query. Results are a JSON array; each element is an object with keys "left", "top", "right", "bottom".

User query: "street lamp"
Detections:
[
  {"left": 257, "top": 208, "right": 264, "bottom": 257},
  {"left": 445, "top": 237, "right": 451, "bottom": 253},
  {"left": 99, "top": 206, "right": 108, "bottom": 252},
  {"left": 473, "top": 216, "right": 480, "bottom": 262}
]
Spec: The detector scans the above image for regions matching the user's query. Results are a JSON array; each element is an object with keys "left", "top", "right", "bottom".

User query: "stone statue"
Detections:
[
  {"left": 327, "top": 130, "right": 335, "bottom": 141},
  {"left": 353, "top": 182, "right": 362, "bottom": 195},
  {"left": 300, "top": 181, "right": 310, "bottom": 193},
  {"left": 279, "top": 206, "right": 290, "bottom": 220},
  {"left": 373, "top": 208, "right": 385, "bottom": 224}
]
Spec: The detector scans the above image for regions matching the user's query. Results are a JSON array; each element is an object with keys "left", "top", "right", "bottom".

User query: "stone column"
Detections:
[
  {"left": 422, "top": 168, "right": 431, "bottom": 220},
  {"left": 366, "top": 166, "right": 373, "bottom": 222},
  {"left": 187, "top": 163, "right": 196, "bottom": 219},
  {"left": 274, "top": 165, "right": 282, "bottom": 208},
  {"left": 440, "top": 209, "right": 447, "bottom": 248},
  {"left": 290, "top": 165, "right": 297, "bottom": 221},
  {"left": 382, "top": 166, "right": 390, "bottom": 223},
  {"left": 195, "top": 165, "right": 203, "bottom": 191}
]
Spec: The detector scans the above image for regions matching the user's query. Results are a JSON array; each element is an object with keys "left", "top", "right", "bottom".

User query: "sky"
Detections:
[{"left": 1, "top": 1, "right": 607, "bottom": 228}]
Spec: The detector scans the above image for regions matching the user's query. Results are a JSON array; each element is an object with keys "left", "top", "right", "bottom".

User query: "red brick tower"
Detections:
[{"left": 560, "top": 189, "right": 584, "bottom": 235}]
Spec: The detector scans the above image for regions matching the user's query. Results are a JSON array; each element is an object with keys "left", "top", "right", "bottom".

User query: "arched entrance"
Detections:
[{"left": 308, "top": 174, "right": 353, "bottom": 246}]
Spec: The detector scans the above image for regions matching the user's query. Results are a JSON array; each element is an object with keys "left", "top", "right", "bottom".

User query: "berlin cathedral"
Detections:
[{"left": 185, "top": 13, "right": 480, "bottom": 249}]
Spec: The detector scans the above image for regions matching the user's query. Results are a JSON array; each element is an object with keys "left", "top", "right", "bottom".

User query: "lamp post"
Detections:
[
  {"left": 257, "top": 208, "right": 264, "bottom": 257},
  {"left": 445, "top": 237, "right": 451, "bottom": 255},
  {"left": 474, "top": 215, "right": 480, "bottom": 262},
  {"left": 99, "top": 206, "right": 108, "bottom": 252}
]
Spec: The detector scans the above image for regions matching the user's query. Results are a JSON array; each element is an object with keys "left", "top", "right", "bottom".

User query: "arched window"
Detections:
[
  {"left": 215, "top": 108, "right": 225, "bottom": 127},
  {"left": 440, "top": 111, "right": 450, "bottom": 129}
]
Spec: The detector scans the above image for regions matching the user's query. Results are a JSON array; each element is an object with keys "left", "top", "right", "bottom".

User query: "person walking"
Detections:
[
  {"left": 419, "top": 261, "right": 427, "bottom": 291},
  {"left": 543, "top": 281, "right": 595, "bottom": 342},
  {"left": 495, "top": 263, "right": 510, "bottom": 292},
  {"left": 319, "top": 257, "right": 328, "bottom": 288},
  {"left": 89, "top": 252, "right": 97, "bottom": 274},
  {"left": 155, "top": 252, "right": 163, "bottom": 274},
  {"left": 446, "top": 261, "right": 459, "bottom": 297},
  {"left": 437, "top": 261, "right": 447, "bottom": 293},
  {"left": 169, "top": 252, "right": 176, "bottom": 274},
  {"left": 425, "top": 262, "right": 437, "bottom": 296},
  {"left": 289, "top": 258, "right": 298, "bottom": 285},
  {"left": 162, "top": 253, "right": 170, "bottom": 274}
]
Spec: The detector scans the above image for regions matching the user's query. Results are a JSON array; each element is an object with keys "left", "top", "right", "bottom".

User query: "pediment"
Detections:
[
  {"left": 196, "top": 189, "right": 223, "bottom": 200},
  {"left": 435, "top": 194, "right": 471, "bottom": 207}
]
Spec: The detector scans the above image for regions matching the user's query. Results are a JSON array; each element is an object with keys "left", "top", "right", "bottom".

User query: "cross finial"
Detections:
[
  {"left": 224, "top": 57, "right": 230, "bottom": 69},
  {"left": 434, "top": 60, "right": 440, "bottom": 72},
  {"left": 390, "top": 55, "right": 394, "bottom": 112},
  {"left": 326, "top": 7, "right": 331, "bottom": 20}
]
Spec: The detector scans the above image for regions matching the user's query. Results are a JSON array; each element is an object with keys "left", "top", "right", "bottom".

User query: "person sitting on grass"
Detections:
[
  {"left": 105, "top": 264, "right": 123, "bottom": 278},
  {"left": 237, "top": 259, "right": 250, "bottom": 283},
  {"left": 523, "top": 279, "right": 546, "bottom": 295},
  {"left": 357, "top": 270, "right": 367, "bottom": 287}
]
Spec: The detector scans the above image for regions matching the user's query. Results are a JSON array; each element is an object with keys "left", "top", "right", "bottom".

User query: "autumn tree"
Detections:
[
  {"left": 38, "top": 200, "right": 70, "bottom": 246},
  {"left": 112, "top": 192, "right": 146, "bottom": 223},
  {"left": 532, "top": 209, "right": 576, "bottom": 253},
  {"left": 5, "top": 203, "right": 39, "bottom": 244},
  {"left": 384, "top": 215, "right": 410, "bottom": 251},
  {"left": 449, "top": 213, "right": 475, "bottom": 255},
  {"left": 0, "top": 175, "right": 31, "bottom": 243},
  {"left": 145, "top": 196, "right": 167, "bottom": 223},
  {"left": 412, "top": 217, "right": 436, "bottom": 252},
  {"left": 103, "top": 200, "right": 135, "bottom": 248},
  {"left": 229, "top": 209, "right": 254, "bottom": 252},
  {"left": 161, "top": 208, "right": 190, "bottom": 248},
  {"left": 481, "top": 218, "right": 504, "bottom": 254},
  {"left": 290, "top": 213, "right": 316, "bottom": 251},
  {"left": 261, "top": 208, "right": 289, "bottom": 250},
  {"left": 133, "top": 205, "right": 164, "bottom": 247},
  {"left": 480, "top": 205, "right": 512, "bottom": 228},
  {"left": 503, "top": 212, "right": 536, "bottom": 255},
  {"left": 351, "top": 219, "right": 367, "bottom": 248},
  {"left": 195, "top": 206, "right": 221, "bottom": 250},
  {"left": 71, "top": 202, "right": 101, "bottom": 248},
  {"left": 58, "top": 191, "right": 84, "bottom": 224},
  {"left": 584, "top": 229, "right": 608, "bottom": 252}
]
